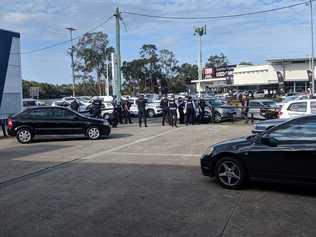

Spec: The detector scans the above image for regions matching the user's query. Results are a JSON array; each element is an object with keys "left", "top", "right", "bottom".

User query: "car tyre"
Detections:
[
  {"left": 147, "top": 109, "right": 155, "bottom": 118},
  {"left": 16, "top": 128, "right": 33, "bottom": 144},
  {"left": 215, "top": 157, "right": 247, "bottom": 189},
  {"left": 86, "top": 126, "right": 101, "bottom": 140},
  {"left": 214, "top": 112, "right": 222, "bottom": 123}
]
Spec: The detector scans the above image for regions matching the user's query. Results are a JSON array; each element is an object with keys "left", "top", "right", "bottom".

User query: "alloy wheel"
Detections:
[
  {"left": 88, "top": 127, "right": 100, "bottom": 140},
  {"left": 18, "top": 129, "right": 32, "bottom": 143},
  {"left": 217, "top": 160, "right": 241, "bottom": 187}
]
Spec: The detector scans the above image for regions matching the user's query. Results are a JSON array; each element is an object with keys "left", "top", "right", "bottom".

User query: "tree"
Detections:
[
  {"left": 239, "top": 61, "right": 253, "bottom": 66},
  {"left": 205, "top": 53, "right": 229, "bottom": 68},
  {"left": 158, "top": 49, "right": 178, "bottom": 94},
  {"left": 72, "top": 32, "right": 112, "bottom": 95}
]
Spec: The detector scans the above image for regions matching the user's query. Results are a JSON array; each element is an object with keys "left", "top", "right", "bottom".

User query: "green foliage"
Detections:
[
  {"left": 205, "top": 53, "right": 229, "bottom": 68},
  {"left": 72, "top": 32, "right": 113, "bottom": 95},
  {"left": 22, "top": 80, "right": 100, "bottom": 99}
]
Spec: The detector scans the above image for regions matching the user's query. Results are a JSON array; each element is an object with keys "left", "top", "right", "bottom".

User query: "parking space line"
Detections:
[
  {"left": 107, "top": 152, "right": 200, "bottom": 158},
  {"left": 80, "top": 127, "right": 186, "bottom": 160}
]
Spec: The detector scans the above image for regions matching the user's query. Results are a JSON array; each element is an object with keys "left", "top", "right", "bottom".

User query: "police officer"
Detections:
[
  {"left": 123, "top": 98, "right": 132, "bottom": 124},
  {"left": 91, "top": 99, "right": 102, "bottom": 118},
  {"left": 198, "top": 96, "right": 206, "bottom": 123},
  {"left": 168, "top": 95, "right": 178, "bottom": 127},
  {"left": 185, "top": 96, "right": 195, "bottom": 125},
  {"left": 178, "top": 97, "right": 185, "bottom": 124},
  {"left": 160, "top": 95, "right": 169, "bottom": 126},
  {"left": 113, "top": 96, "right": 123, "bottom": 124},
  {"left": 137, "top": 95, "right": 147, "bottom": 127},
  {"left": 70, "top": 98, "right": 80, "bottom": 112}
]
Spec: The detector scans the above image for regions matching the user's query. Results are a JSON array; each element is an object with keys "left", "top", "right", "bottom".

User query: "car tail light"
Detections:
[{"left": 7, "top": 118, "right": 13, "bottom": 129}]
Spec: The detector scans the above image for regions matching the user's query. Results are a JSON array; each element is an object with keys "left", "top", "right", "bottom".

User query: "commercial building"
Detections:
[
  {"left": 0, "top": 29, "right": 22, "bottom": 119},
  {"left": 192, "top": 57, "right": 313, "bottom": 93}
]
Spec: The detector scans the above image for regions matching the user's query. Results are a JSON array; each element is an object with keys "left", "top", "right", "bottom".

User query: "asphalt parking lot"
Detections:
[{"left": 1, "top": 120, "right": 316, "bottom": 237}]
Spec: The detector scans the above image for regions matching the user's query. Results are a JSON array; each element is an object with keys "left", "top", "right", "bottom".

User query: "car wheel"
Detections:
[
  {"left": 86, "top": 127, "right": 101, "bottom": 140},
  {"left": 215, "top": 158, "right": 247, "bottom": 189},
  {"left": 214, "top": 112, "right": 222, "bottom": 123},
  {"left": 147, "top": 109, "right": 155, "bottom": 118},
  {"left": 17, "top": 128, "right": 33, "bottom": 144}
]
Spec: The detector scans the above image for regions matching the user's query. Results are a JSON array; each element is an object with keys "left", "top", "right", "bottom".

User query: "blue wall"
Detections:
[{"left": 0, "top": 29, "right": 20, "bottom": 106}]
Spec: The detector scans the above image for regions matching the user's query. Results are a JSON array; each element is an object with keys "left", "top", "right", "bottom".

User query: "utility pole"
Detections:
[
  {"left": 310, "top": 0, "right": 315, "bottom": 95},
  {"left": 114, "top": 7, "right": 122, "bottom": 100},
  {"left": 66, "top": 27, "right": 77, "bottom": 97},
  {"left": 105, "top": 59, "right": 110, "bottom": 96},
  {"left": 194, "top": 25, "right": 206, "bottom": 97}
]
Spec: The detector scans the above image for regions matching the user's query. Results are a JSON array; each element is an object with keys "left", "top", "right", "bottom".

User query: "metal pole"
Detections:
[
  {"left": 198, "top": 35, "right": 203, "bottom": 97},
  {"left": 106, "top": 60, "right": 109, "bottom": 96},
  {"left": 310, "top": 0, "right": 315, "bottom": 95},
  {"left": 111, "top": 52, "right": 116, "bottom": 97},
  {"left": 115, "top": 7, "right": 122, "bottom": 100},
  {"left": 66, "top": 27, "right": 77, "bottom": 97}
]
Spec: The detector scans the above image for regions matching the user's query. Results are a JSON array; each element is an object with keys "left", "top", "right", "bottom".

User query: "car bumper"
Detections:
[
  {"left": 7, "top": 128, "right": 16, "bottom": 137},
  {"left": 200, "top": 154, "right": 214, "bottom": 177}
]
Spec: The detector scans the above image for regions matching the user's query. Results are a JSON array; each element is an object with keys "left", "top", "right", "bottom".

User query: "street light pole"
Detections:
[
  {"left": 310, "top": 0, "right": 315, "bottom": 95},
  {"left": 194, "top": 25, "right": 206, "bottom": 98},
  {"left": 66, "top": 27, "right": 77, "bottom": 97}
]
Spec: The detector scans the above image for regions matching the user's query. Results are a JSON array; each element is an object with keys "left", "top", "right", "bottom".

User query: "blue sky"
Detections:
[{"left": 0, "top": 0, "right": 313, "bottom": 84}]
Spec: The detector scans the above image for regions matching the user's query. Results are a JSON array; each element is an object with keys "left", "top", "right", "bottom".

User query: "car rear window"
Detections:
[
  {"left": 28, "top": 109, "right": 53, "bottom": 119},
  {"left": 288, "top": 102, "right": 307, "bottom": 112}
]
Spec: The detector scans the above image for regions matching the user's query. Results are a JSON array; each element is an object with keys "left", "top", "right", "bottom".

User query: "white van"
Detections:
[{"left": 279, "top": 99, "right": 316, "bottom": 119}]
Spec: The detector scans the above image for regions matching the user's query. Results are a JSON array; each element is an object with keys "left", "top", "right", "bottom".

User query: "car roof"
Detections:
[{"left": 251, "top": 99, "right": 275, "bottom": 102}]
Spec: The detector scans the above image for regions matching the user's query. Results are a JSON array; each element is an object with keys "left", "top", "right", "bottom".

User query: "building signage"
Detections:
[{"left": 204, "top": 65, "right": 236, "bottom": 79}]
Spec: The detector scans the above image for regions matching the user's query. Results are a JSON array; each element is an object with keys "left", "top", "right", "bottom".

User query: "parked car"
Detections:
[
  {"left": 52, "top": 100, "right": 88, "bottom": 112},
  {"left": 206, "top": 98, "right": 236, "bottom": 122},
  {"left": 279, "top": 99, "right": 316, "bottom": 119},
  {"left": 90, "top": 96, "right": 114, "bottom": 117},
  {"left": 276, "top": 94, "right": 310, "bottom": 108},
  {"left": 201, "top": 115, "right": 316, "bottom": 189},
  {"left": 7, "top": 106, "right": 111, "bottom": 143},
  {"left": 252, "top": 119, "right": 288, "bottom": 134},
  {"left": 127, "top": 97, "right": 162, "bottom": 118},
  {"left": 22, "top": 98, "right": 37, "bottom": 110},
  {"left": 248, "top": 99, "right": 279, "bottom": 120}
]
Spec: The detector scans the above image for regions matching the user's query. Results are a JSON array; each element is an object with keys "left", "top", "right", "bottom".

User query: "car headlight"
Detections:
[{"left": 203, "top": 146, "right": 214, "bottom": 156}]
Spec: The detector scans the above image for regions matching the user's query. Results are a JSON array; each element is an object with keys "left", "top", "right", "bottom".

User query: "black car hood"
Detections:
[{"left": 213, "top": 136, "right": 253, "bottom": 152}]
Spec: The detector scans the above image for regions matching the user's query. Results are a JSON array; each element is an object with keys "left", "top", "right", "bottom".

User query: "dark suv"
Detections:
[{"left": 7, "top": 107, "right": 111, "bottom": 143}]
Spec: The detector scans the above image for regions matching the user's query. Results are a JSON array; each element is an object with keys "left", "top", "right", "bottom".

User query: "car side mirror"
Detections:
[{"left": 261, "top": 134, "right": 278, "bottom": 147}]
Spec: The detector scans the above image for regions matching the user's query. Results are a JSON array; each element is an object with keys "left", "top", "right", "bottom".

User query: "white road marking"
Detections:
[
  {"left": 108, "top": 152, "right": 200, "bottom": 158},
  {"left": 81, "top": 127, "right": 186, "bottom": 161}
]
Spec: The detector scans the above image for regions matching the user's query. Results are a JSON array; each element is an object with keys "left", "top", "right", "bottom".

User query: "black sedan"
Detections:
[
  {"left": 7, "top": 106, "right": 111, "bottom": 144},
  {"left": 252, "top": 118, "right": 288, "bottom": 134},
  {"left": 201, "top": 115, "right": 316, "bottom": 189}
]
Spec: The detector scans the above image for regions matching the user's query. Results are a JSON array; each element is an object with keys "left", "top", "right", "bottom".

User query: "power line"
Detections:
[
  {"left": 122, "top": 0, "right": 312, "bottom": 20},
  {"left": 15, "top": 15, "right": 114, "bottom": 55}
]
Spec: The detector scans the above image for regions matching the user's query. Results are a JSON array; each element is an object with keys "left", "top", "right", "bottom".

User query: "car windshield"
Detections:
[
  {"left": 262, "top": 101, "right": 277, "bottom": 108},
  {"left": 284, "top": 96, "right": 298, "bottom": 103},
  {"left": 209, "top": 99, "right": 223, "bottom": 106}
]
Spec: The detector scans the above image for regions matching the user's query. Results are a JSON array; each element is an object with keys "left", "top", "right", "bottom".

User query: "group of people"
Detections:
[
  {"left": 159, "top": 95, "right": 207, "bottom": 127},
  {"left": 68, "top": 95, "right": 210, "bottom": 128}
]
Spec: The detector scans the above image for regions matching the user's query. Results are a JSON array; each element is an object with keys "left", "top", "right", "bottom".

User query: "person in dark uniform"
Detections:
[
  {"left": 160, "top": 95, "right": 169, "bottom": 126},
  {"left": 198, "top": 96, "right": 206, "bottom": 123},
  {"left": 1, "top": 119, "right": 7, "bottom": 136},
  {"left": 70, "top": 98, "right": 80, "bottom": 112},
  {"left": 91, "top": 99, "right": 102, "bottom": 118},
  {"left": 123, "top": 98, "right": 132, "bottom": 124},
  {"left": 113, "top": 96, "right": 123, "bottom": 124},
  {"left": 137, "top": 95, "right": 147, "bottom": 127},
  {"left": 168, "top": 95, "right": 178, "bottom": 127},
  {"left": 185, "top": 96, "right": 195, "bottom": 126},
  {"left": 241, "top": 94, "right": 249, "bottom": 124},
  {"left": 178, "top": 97, "right": 185, "bottom": 124}
]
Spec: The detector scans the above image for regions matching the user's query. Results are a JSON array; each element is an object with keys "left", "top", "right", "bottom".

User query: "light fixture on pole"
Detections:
[
  {"left": 194, "top": 25, "right": 206, "bottom": 97},
  {"left": 66, "top": 27, "right": 77, "bottom": 97}
]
